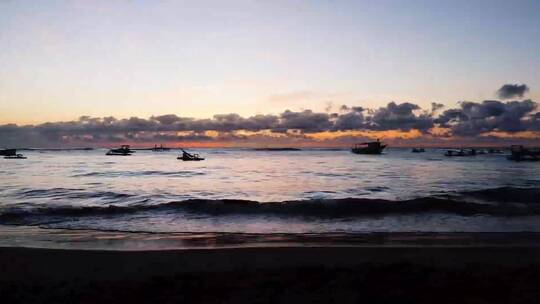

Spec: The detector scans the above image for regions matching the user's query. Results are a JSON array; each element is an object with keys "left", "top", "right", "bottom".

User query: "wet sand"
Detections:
[{"left": 2, "top": 245, "right": 540, "bottom": 303}]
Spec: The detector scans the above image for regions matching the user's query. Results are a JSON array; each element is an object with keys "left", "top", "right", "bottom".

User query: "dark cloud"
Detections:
[
  {"left": 431, "top": 102, "right": 445, "bottom": 114},
  {"left": 339, "top": 105, "right": 364, "bottom": 112},
  {"left": 151, "top": 114, "right": 181, "bottom": 125},
  {"left": 436, "top": 99, "right": 538, "bottom": 136},
  {"left": 273, "top": 110, "right": 332, "bottom": 133},
  {"left": 367, "top": 102, "right": 434, "bottom": 131},
  {"left": 151, "top": 133, "right": 214, "bottom": 142},
  {"left": 497, "top": 84, "right": 530, "bottom": 99},
  {"left": 336, "top": 102, "right": 434, "bottom": 131},
  {"left": 333, "top": 111, "right": 366, "bottom": 131}
]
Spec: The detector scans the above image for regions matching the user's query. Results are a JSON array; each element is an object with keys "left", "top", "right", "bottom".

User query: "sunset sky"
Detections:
[{"left": 1, "top": 0, "right": 540, "bottom": 147}]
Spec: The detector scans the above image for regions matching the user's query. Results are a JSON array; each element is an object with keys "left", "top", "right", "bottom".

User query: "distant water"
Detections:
[{"left": 1, "top": 148, "right": 540, "bottom": 235}]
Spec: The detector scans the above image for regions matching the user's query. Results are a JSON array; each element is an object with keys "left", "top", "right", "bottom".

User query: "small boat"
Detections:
[
  {"left": 445, "top": 149, "right": 465, "bottom": 157},
  {"left": 411, "top": 148, "right": 425, "bottom": 153},
  {"left": 508, "top": 145, "right": 540, "bottom": 161},
  {"left": 444, "top": 149, "right": 476, "bottom": 157},
  {"left": 4, "top": 154, "right": 26, "bottom": 159},
  {"left": 1, "top": 149, "right": 26, "bottom": 159},
  {"left": 488, "top": 148, "right": 504, "bottom": 154},
  {"left": 152, "top": 144, "right": 170, "bottom": 152},
  {"left": 106, "top": 145, "right": 134, "bottom": 156},
  {"left": 351, "top": 140, "right": 386, "bottom": 155},
  {"left": 178, "top": 149, "right": 204, "bottom": 161}
]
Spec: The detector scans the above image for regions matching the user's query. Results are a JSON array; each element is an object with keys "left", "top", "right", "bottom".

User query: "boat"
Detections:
[
  {"left": 177, "top": 149, "right": 204, "bottom": 161},
  {"left": 1, "top": 149, "right": 26, "bottom": 159},
  {"left": 507, "top": 145, "right": 540, "bottom": 161},
  {"left": 488, "top": 148, "right": 504, "bottom": 154},
  {"left": 411, "top": 148, "right": 425, "bottom": 153},
  {"left": 152, "top": 144, "right": 170, "bottom": 152},
  {"left": 444, "top": 149, "right": 477, "bottom": 157},
  {"left": 4, "top": 154, "right": 26, "bottom": 159},
  {"left": 351, "top": 140, "right": 386, "bottom": 155},
  {"left": 445, "top": 149, "right": 465, "bottom": 157},
  {"left": 106, "top": 145, "right": 134, "bottom": 156}
]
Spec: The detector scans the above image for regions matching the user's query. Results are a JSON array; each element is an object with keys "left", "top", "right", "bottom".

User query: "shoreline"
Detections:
[{"left": 5, "top": 225, "right": 540, "bottom": 250}]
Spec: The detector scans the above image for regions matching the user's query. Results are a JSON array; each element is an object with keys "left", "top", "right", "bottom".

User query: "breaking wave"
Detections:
[{"left": 1, "top": 187, "right": 540, "bottom": 225}]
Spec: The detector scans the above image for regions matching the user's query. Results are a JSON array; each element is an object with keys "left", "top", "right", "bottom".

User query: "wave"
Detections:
[
  {"left": 161, "top": 196, "right": 539, "bottom": 217},
  {"left": 15, "top": 188, "right": 134, "bottom": 200},
  {"left": 457, "top": 187, "right": 540, "bottom": 204},
  {"left": 72, "top": 170, "right": 205, "bottom": 178},
  {"left": 2, "top": 187, "right": 540, "bottom": 224}
]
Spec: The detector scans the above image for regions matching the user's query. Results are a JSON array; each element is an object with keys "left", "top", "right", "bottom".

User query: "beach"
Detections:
[
  {"left": 2, "top": 244, "right": 540, "bottom": 303},
  {"left": 1, "top": 149, "right": 540, "bottom": 302}
]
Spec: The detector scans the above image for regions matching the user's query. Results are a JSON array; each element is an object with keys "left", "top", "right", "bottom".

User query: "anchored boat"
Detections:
[
  {"left": 106, "top": 145, "right": 135, "bottom": 156},
  {"left": 4, "top": 154, "right": 27, "bottom": 159},
  {"left": 178, "top": 149, "right": 204, "bottom": 161},
  {"left": 508, "top": 145, "right": 540, "bottom": 161},
  {"left": 152, "top": 144, "right": 170, "bottom": 152},
  {"left": 1, "top": 149, "right": 26, "bottom": 159},
  {"left": 351, "top": 140, "right": 386, "bottom": 155},
  {"left": 444, "top": 149, "right": 478, "bottom": 157}
]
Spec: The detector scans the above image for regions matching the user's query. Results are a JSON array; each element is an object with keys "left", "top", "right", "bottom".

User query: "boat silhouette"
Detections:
[
  {"left": 508, "top": 145, "right": 540, "bottom": 161},
  {"left": 178, "top": 149, "right": 204, "bottom": 161},
  {"left": 444, "top": 149, "right": 477, "bottom": 157},
  {"left": 1, "top": 149, "right": 26, "bottom": 159},
  {"left": 152, "top": 144, "right": 170, "bottom": 152},
  {"left": 106, "top": 145, "right": 135, "bottom": 156},
  {"left": 351, "top": 140, "right": 386, "bottom": 154}
]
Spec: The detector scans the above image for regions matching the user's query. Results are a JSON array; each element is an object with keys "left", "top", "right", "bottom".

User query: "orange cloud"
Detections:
[{"left": 306, "top": 129, "right": 424, "bottom": 141}]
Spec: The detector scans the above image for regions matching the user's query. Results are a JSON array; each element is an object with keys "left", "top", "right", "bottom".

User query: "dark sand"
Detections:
[{"left": 2, "top": 245, "right": 540, "bottom": 303}]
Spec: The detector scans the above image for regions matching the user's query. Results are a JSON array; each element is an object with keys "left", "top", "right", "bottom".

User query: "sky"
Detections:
[{"left": 1, "top": 0, "right": 540, "bottom": 147}]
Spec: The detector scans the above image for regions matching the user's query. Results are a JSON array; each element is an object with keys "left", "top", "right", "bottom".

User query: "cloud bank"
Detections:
[{"left": 1, "top": 84, "right": 539, "bottom": 147}]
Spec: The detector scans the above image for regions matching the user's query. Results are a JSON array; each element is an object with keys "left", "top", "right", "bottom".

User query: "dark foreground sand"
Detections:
[{"left": 2, "top": 246, "right": 540, "bottom": 303}]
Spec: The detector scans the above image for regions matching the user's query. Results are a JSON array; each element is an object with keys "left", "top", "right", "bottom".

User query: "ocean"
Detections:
[{"left": 1, "top": 147, "right": 540, "bottom": 248}]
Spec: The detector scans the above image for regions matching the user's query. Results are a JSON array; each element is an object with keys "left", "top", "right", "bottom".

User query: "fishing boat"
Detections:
[
  {"left": 177, "top": 149, "right": 204, "bottom": 161},
  {"left": 508, "top": 145, "right": 540, "bottom": 161},
  {"left": 411, "top": 148, "right": 425, "bottom": 153},
  {"left": 106, "top": 145, "right": 134, "bottom": 156},
  {"left": 351, "top": 140, "right": 386, "bottom": 155}
]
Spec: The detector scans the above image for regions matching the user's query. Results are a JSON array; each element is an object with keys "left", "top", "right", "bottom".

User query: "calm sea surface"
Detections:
[{"left": 1, "top": 148, "right": 540, "bottom": 236}]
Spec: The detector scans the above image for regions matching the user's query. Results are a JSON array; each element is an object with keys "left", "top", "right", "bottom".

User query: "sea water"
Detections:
[{"left": 1, "top": 148, "right": 540, "bottom": 236}]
